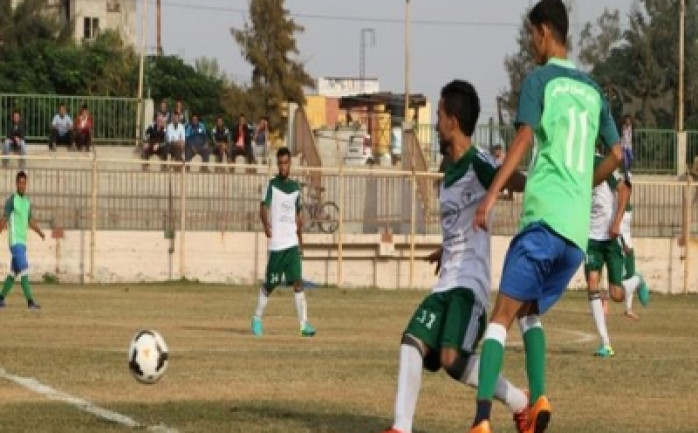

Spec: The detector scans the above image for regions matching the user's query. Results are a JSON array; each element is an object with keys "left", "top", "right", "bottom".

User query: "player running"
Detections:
[{"left": 585, "top": 150, "right": 648, "bottom": 358}]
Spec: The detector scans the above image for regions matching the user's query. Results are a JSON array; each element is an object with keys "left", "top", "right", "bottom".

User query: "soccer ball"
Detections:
[{"left": 128, "top": 330, "right": 169, "bottom": 384}]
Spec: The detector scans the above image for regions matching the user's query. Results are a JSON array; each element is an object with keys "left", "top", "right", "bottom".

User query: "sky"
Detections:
[{"left": 142, "top": 0, "right": 637, "bottom": 120}]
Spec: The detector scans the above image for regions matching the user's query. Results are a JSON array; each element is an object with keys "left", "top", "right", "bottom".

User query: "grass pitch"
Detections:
[{"left": 0, "top": 283, "right": 697, "bottom": 433}]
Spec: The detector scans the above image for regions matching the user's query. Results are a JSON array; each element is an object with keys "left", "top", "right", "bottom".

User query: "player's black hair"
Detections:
[
  {"left": 529, "top": 0, "right": 568, "bottom": 45},
  {"left": 277, "top": 147, "right": 291, "bottom": 159},
  {"left": 16, "top": 171, "right": 27, "bottom": 182},
  {"left": 440, "top": 80, "right": 480, "bottom": 137}
]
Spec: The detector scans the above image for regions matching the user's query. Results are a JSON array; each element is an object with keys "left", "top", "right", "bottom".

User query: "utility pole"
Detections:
[
  {"left": 156, "top": 0, "right": 163, "bottom": 56},
  {"left": 404, "top": 0, "right": 411, "bottom": 123},
  {"left": 135, "top": 0, "right": 148, "bottom": 148},
  {"left": 678, "top": 0, "right": 687, "bottom": 176},
  {"left": 359, "top": 28, "right": 376, "bottom": 92}
]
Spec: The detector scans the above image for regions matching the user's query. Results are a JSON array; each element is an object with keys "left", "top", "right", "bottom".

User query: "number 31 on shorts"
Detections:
[{"left": 417, "top": 309, "right": 437, "bottom": 330}]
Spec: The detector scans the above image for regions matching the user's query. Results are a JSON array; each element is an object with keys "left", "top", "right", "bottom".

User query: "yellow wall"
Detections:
[{"left": 304, "top": 95, "right": 327, "bottom": 130}]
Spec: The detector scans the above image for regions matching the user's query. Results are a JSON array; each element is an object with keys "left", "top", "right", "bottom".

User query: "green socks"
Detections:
[
  {"left": 1, "top": 275, "right": 15, "bottom": 298},
  {"left": 20, "top": 275, "right": 33, "bottom": 302},
  {"left": 477, "top": 323, "right": 507, "bottom": 400},
  {"left": 523, "top": 326, "right": 547, "bottom": 403},
  {"left": 624, "top": 249, "right": 636, "bottom": 279}
]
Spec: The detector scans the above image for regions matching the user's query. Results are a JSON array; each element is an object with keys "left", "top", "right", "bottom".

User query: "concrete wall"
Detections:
[{"left": 5, "top": 231, "right": 694, "bottom": 295}]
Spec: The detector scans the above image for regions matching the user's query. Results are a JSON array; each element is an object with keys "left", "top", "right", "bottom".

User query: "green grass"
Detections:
[{"left": 0, "top": 284, "right": 697, "bottom": 432}]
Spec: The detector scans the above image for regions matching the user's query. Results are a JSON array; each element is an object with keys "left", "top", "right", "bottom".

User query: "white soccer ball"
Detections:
[{"left": 128, "top": 330, "right": 169, "bottom": 384}]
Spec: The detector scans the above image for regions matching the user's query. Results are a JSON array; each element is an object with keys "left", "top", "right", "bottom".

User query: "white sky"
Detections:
[{"left": 142, "top": 0, "right": 637, "bottom": 120}]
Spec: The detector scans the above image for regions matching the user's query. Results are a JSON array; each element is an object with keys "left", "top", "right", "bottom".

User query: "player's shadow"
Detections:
[{"left": 228, "top": 402, "right": 434, "bottom": 433}]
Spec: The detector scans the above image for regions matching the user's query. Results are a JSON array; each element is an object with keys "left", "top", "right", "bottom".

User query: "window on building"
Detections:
[
  {"left": 107, "top": 0, "right": 121, "bottom": 13},
  {"left": 83, "top": 17, "right": 100, "bottom": 40}
]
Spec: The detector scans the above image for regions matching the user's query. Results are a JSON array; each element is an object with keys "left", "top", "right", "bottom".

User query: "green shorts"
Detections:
[
  {"left": 404, "top": 288, "right": 487, "bottom": 372},
  {"left": 264, "top": 246, "right": 302, "bottom": 292},
  {"left": 585, "top": 239, "right": 625, "bottom": 286}
]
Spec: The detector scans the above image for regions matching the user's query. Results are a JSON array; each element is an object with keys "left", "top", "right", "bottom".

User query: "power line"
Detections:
[{"left": 154, "top": 0, "right": 521, "bottom": 28}]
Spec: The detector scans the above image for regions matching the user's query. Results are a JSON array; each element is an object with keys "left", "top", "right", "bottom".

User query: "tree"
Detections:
[
  {"left": 0, "top": 0, "right": 73, "bottom": 50},
  {"left": 147, "top": 55, "right": 224, "bottom": 123},
  {"left": 589, "top": 0, "right": 698, "bottom": 128},
  {"left": 231, "top": 0, "right": 314, "bottom": 136},
  {"left": 577, "top": 8, "right": 622, "bottom": 70},
  {"left": 194, "top": 56, "right": 228, "bottom": 83}
]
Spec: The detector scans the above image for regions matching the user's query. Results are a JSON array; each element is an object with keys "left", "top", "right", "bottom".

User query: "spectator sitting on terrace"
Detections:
[
  {"left": 154, "top": 99, "right": 171, "bottom": 124},
  {"left": 491, "top": 144, "right": 505, "bottom": 167},
  {"left": 211, "top": 116, "right": 231, "bottom": 172},
  {"left": 142, "top": 116, "right": 168, "bottom": 171},
  {"left": 174, "top": 99, "right": 189, "bottom": 125},
  {"left": 166, "top": 111, "right": 186, "bottom": 163},
  {"left": 75, "top": 105, "right": 93, "bottom": 152},
  {"left": 253, "top": 116, "right": 269, "bottom": 163},
  {"left": 185, "top": 114, "right": 210, "bottom": 172},
  {"left": 230, "top": 113, "right": 255, "bottom": 172},
  {"left": 3, "top": 111, "right": 26, "bottom": 170},
  {"left": 49, "top": 104, "right": 74, "bottom": 152}
]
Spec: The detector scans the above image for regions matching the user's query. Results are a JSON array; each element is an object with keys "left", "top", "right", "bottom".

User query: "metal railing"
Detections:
[
  {"left": 0, "top": 94, "right": 140, "bottom": 145},
  {"left": 1, "top": 154, "right": 697, "bottom": 288}
]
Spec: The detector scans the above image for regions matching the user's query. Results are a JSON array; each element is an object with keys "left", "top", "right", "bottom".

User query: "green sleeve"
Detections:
[
  {"left": 261, "top": 181, "right": 272, "bottom": 207},
  {"left": 3, "top": 196, "right": 13, "bottom": 217},
  {"left": 28, "top": 202, "right": 32, "bottom": 220},
  {"left": 472, "top": 152, "right": 497, "bottom": 189}
]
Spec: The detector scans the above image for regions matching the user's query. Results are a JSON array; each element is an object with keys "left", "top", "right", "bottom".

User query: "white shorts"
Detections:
[{"left": 620, "top": 210, "right": 633, "bottom": 249}]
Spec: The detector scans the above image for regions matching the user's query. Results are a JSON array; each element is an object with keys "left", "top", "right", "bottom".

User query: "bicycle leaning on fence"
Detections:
[{"left": 299, "top": 182, "right": 339, "bottom": 234}]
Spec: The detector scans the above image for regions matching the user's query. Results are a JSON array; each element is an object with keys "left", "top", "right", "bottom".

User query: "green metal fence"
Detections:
[
  {"left": 0, "top": 94, "right": 140, "bottom": 145},
  {"left": 417, "top": 123, "right": 698, "bottom": 175}
]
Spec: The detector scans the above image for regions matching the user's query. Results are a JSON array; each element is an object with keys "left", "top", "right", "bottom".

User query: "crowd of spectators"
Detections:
[{"left": 142, "top": 99, "right": 270, "bottom": 172}]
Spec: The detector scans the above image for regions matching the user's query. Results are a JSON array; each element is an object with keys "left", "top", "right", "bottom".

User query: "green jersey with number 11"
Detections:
[{"left": 515, "top": 57, "right": 619, "bottom": 250}]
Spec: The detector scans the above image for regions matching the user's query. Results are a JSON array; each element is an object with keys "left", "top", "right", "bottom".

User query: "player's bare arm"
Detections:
[
  {"left": 593, "top": 143, "right": 623, "bottom": 187},
  {"left": 474, "top": 125, "right": 534, "bottom": 230},
  {"left": 296, "top": 211, "right": 303, "bottom": 255},
  {"left": 609, "top": 181, "right": 630, "bottom": 238},
  {"left": 424, "top": 246, "right": 443, "bottom": 276},
  {"left": 29, "top": 219, "right": 45, "bottom": 241},
  {"left": 259, "top": 204, "right": 271, "bottom": 238},
  {"left": 0, "top": 216, "right": 6, "bottom": 233}
]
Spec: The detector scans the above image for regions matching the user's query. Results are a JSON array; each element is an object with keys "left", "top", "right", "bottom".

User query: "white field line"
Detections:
[{"left": 0, "top": 367, "right": 179, "bottom": 433}]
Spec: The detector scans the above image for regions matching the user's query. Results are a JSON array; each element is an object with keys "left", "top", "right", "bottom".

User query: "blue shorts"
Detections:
[
  {"left": 10, "top": 244, "right": 29, "bottom": 275},
  {"left": 499, "top": 223, "right": 584, "bottom": 314}
]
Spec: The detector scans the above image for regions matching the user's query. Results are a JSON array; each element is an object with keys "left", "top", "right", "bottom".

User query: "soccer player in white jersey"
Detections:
[
  {"left": 618, "top": 171, "right": 650, "bottom": 319},
  {"left": 378, "top": 80, "right": 529, "bottom": 433},
  {"left": 585, "top": 151, "right": 649, "bottom": 357},
  {"left": 251, "top": 147, "right": 316, "bottom": 337}
]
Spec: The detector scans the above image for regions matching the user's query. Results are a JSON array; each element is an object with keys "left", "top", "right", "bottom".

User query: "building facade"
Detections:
[{"left": 12, "top": 0, "right": 137, "bottom": 46}]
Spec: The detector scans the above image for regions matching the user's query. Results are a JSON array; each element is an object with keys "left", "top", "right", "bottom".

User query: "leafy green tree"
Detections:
[
  {"left": 0, "top": 0, "right": 73, "bottom": 50},
  {"left": 147, "top": 55, "right": 225, "bottom": 123},
  {"left": 231, "top": 0, "right": 314, "bottom": 136}
]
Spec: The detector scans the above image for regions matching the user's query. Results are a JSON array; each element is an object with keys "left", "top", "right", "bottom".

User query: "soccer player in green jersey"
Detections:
[
  {"left": 0, "top": 171, "right": 45, "bottom": 309},
  {"left": 251, "top": 147, "right": 316, "bottom": 337},
  {"left": 469, "top": 1, "right": 623, "bottom": 432},
  {"left": 378, "top": 80, "right": 529, "bottom": 433}
]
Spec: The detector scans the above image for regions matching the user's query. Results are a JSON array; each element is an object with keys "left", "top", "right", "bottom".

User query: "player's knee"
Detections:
[
  {"left": 609, "top": 285, "right": 625, "bottom": 302},
  {"left": 401, "top": 333, "right": 426, "bottom": 358},
  {"left": 443, "top": 353, "right": 469, "bottom": 381},
  {"left": 588, "top": 290, "right": 602, "bottom": 301}
]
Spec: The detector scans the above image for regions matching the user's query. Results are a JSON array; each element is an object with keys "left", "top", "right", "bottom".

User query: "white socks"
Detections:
[
  {"left": 254, "top": 287, "right": 269, "bottom": 318},
  {"left": 294, "top": 291, "right": 308, "bottom": 328},
  {"left": 622, "top": 275, "right": 640, "bottom": 312},
  {"left": 393, "top": 344, "right": 422, "bottom": 433},
  {"left": 590, "top": 294, "right": 610, "bottom": 346},
  {"left": 460, "top": 355, "right": 527, "bottom": 413}
]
